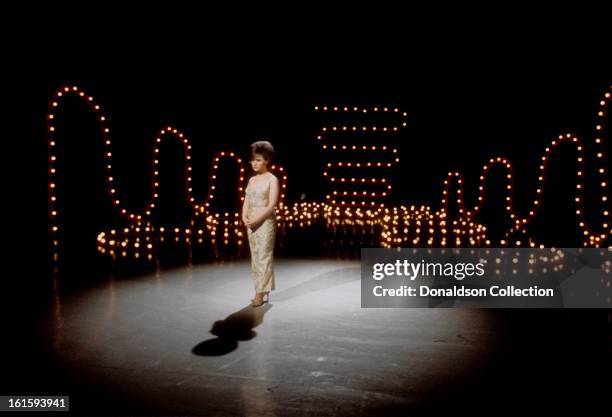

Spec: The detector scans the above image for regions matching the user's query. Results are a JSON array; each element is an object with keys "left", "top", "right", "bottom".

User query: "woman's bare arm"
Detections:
[{"left": 241, "top": 179, "right": 251, "bottom": 224}]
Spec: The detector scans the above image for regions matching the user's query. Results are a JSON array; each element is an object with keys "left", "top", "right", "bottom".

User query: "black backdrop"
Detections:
[
  {"left": 2, "top": 12, "right": 611, "bottom": 414},
  {"left": 6, "top": 17, "right": 612, "bottom": 295}
]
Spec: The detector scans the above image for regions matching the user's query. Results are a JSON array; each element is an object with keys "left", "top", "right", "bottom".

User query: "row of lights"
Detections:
[
  {"left": 50, "top": 85, "right": 610, "bottom": 261},
  {"left": 440, "top": 86, "right": 611, "bottom": 248},
  {"left": 47, "top": 85, "right": 288, "bottom": 261},
  {"left": 315, "top": 104, "right": 407, "bottom": 206},
  {"left": 96, "top": 227, "right": 611, "bottom": 302},
  {"left": 314, "top": 106, "right": 403, "bottom": 113},
  {"left": 379, "top": 206, "right": 488, "bottom": 248},
  {"left": 95, "top": 201, "right": 494, "bottom": 254}
]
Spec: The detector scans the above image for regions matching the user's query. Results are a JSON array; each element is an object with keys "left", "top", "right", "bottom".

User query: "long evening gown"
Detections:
[{"left": 245, "top": 173, "right": 277, "bottom": 293}]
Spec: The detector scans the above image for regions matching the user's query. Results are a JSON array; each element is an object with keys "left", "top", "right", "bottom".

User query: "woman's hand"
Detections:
[
  {"left": 247, "top": 217, "right": 263, "bottom": 231},
  {"left": 243, "top": 215, "right": 261, "bottom": 231}
]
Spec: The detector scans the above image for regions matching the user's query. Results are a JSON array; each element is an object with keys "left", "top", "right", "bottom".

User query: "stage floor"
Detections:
[{"left": 5, "top": 258, "right": 606, "bottom": 416}]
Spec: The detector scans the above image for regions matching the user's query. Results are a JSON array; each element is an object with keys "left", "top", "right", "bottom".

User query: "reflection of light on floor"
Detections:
[{"left": 48, "top": 259, "right": 499, "bottom": 414}]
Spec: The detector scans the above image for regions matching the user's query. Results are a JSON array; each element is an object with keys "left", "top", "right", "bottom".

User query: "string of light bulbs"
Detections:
[{"left": 48, "top": 84, "right": 610, "bottom": 265}]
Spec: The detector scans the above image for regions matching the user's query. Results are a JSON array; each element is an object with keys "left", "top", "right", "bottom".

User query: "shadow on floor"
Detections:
[
  {"left": 193, "top": 302, "right": 272, "bottom": 356},
  {"left": 193, "top": 266, "right": 360, "bottom": 356}
]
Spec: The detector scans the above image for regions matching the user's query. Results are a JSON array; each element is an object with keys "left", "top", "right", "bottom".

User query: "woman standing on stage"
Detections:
[{"left": 242, "top": 141, "right": 279, "bottom": 307}]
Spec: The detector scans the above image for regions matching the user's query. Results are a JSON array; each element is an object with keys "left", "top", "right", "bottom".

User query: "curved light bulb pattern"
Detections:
[{"left": 47, "top": 84, "right": 610, "bottom": 264}]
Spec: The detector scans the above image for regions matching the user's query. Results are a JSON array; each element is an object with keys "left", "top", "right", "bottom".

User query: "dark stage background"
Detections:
[
  {"left": 4, "top": 21, "right": 612, "bottom": 415},
  {"left": 18, "top": 53, "right": 612, "bottom": 278}
]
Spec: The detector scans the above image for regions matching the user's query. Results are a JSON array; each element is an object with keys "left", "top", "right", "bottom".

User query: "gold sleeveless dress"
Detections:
[{"left": 245, "top": 174, "right": 277, "bottom": 292}]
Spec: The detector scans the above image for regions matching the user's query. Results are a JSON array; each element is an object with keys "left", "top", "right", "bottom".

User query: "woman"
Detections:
[{"left": 242, "top": 141, "right": 279, "bottom": 307}]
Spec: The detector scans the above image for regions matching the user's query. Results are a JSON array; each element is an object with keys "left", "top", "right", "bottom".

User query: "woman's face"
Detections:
[{"left": 250, "top": 153, "right": 268, "bottom": 173}]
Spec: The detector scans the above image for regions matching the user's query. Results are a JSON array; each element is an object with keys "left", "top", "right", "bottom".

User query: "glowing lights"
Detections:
[
  {"left": 47, "top": 85, "right": 288, "bottom": 259},
  {"left": 315, "top": 104, "right": 407, "bottom": 207},
  {"left": 440, "top": 85, "right": 611, "bottom": 248},
  {"left": 48, "top": 84, "right": 611, "bottom": 265}
]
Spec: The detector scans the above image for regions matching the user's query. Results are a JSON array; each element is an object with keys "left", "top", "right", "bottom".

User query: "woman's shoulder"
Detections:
[{"left": 267, "top": 172, "right": 279, "bottom": 183}]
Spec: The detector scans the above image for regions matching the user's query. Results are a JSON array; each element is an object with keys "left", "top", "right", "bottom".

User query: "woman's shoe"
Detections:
[{"left": 251, "top": 293, "right": 264, "bottom": 307}]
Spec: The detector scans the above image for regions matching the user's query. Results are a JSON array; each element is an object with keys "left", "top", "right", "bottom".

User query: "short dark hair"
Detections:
[{"left": 250, "top": 140, "right": 275, "bottom": 163}]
